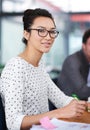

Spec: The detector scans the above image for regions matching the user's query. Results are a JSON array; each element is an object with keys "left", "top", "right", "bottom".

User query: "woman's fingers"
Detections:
[{"left": 69, "top": 100, "right": 87, "bottom": 117}]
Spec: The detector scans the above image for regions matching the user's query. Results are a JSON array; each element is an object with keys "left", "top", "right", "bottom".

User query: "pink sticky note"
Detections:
[{"left": 40, "top": 116, "right": 56, "bottom": 130}]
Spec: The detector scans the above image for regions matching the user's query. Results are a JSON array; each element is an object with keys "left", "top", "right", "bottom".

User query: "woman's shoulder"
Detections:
[
  {"left": 5, "top": 56, "right": 24, "bottom": 67},
  {"left": 2, "top": 56, "right": 27, "bottom": 74}
]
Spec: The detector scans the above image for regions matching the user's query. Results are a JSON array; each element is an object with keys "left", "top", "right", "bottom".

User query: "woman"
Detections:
[{"left": 0, "top": 8, "right": 87, "bottom": 130}]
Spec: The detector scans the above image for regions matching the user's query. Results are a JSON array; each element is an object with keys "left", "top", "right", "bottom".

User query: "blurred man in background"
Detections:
[{"left": 57, "top": 29, "right": 90, "bottom": 101}]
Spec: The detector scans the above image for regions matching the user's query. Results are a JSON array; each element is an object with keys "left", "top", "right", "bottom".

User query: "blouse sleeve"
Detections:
[
  {"left": 45, "top": 73, "right": 73, "bottom": 108},
  {"left": 1, "top": 58, "right": 25, "bottom": 130}
]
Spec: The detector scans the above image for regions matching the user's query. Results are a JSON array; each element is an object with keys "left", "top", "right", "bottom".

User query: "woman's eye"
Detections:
[
  {"left": 50, "top": 31, "right": 56, "bottom": 34},
  {"left": 39, "top": 29, "right": 46, "bottom": 33}
]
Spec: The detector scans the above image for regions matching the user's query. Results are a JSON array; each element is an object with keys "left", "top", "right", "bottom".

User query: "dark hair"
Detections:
[
  {"left": 82, "top": 29, "right": 90, "bottom": 44},
  {"left": 22, "top": 8, "right": 55, "bottom": 45}
]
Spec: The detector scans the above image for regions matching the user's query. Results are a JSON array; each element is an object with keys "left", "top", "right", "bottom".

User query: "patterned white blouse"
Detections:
[{"left": 0, "top": 57, "right": 73, "bottom": 130}]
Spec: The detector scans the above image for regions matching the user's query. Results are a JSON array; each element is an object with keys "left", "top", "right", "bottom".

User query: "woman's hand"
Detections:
[
  {"left": 87, "top": 102, "right": 90, "bottom": 112},
  {"left": 56, "top": 99, "right": 87, "bottom": 119}
]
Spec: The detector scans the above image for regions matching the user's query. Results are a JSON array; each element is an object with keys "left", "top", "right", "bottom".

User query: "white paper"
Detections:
[
  {"left": 30, "top": 118, "right": 90, "bottom": 130},
  {"left": 51, "top": 118, "right": 90, "bottom": 130}
]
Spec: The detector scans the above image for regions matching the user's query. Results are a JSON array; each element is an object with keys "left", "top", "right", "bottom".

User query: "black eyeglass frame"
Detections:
[{"left": 27, "top": 28, "right": 59, "bottom": 38}]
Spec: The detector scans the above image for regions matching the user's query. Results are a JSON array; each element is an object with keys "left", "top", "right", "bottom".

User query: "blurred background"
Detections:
[{"left": 0, "top": 0, "right": 90, "bottom": 78}]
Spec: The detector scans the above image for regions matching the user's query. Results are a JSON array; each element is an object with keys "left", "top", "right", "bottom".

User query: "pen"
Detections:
[{"left": 72, "top": 94, "right": 79, "bottom": 100}]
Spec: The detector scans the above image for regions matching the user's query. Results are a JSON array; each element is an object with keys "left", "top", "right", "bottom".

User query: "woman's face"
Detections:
[{"left": 25, "top": 16, "right": 57, "bottom": 54}]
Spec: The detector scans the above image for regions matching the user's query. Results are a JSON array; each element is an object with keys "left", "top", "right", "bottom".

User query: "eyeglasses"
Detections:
[{"left": 28, "top": 28, "right": 59, "bottom": 38}]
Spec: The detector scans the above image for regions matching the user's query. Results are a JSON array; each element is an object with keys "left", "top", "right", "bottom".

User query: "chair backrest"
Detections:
[
  {"left": 0, "top": 95, "right": 7, "bottom": 130},
  {"left": 0, "top": 79, "right": 7, "bottom": 130}
]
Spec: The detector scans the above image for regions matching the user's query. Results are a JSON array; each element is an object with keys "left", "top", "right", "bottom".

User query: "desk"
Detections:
[{"left": 61, "top": 111, "right": 90, "bottom": 124}]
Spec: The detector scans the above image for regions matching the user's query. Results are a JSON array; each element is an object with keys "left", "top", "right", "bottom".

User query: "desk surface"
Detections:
[{"left": 61, "top": 111, "right": 90, "bottom": 124}]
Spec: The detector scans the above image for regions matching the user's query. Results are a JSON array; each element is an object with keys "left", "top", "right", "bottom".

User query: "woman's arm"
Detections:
[{"left": 20, "top": 99, "right": 87, "bottom": 130}]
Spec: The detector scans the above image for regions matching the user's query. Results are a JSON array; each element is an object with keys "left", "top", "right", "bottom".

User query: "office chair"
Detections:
[{"left": 0, "top": 95, "right": 7, "bottom": 130}]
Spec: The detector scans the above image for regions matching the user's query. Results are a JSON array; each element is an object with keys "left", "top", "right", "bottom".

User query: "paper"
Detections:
[
  {"left": 51, "top": 118, "right": 90, "bottom": 130},
  {"left": 30, "top": 118, "right": 90, "bottom": 130}
]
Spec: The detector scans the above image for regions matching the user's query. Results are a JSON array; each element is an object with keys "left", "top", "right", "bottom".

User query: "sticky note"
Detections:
[{"left": 40, "top": 116, "right": 56, "bottom": 130}]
